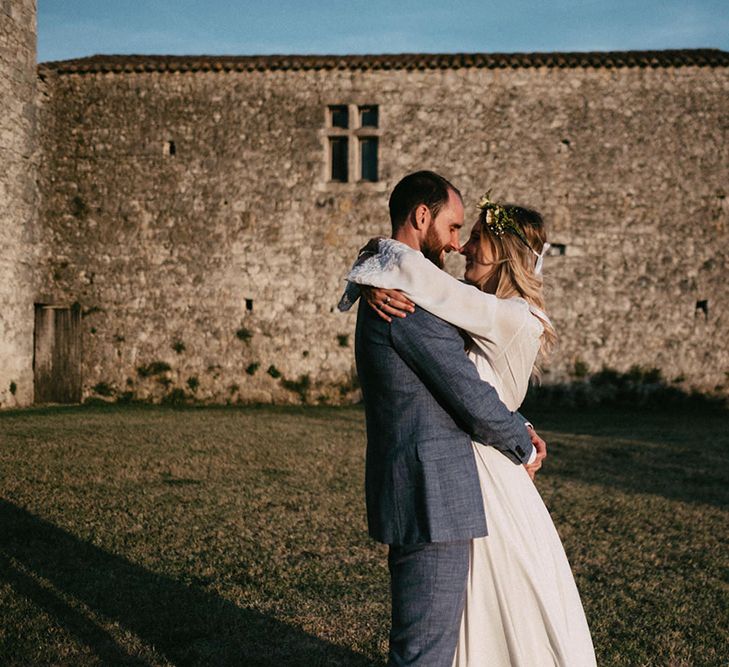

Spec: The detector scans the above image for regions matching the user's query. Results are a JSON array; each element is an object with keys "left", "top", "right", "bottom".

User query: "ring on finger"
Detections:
[{"left": 384, "top": 296, "right": 391, "bottom": 305}]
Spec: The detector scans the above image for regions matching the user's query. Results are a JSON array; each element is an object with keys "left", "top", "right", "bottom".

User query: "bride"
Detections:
[{"left": 344, "top": 193, "right": 596, "bottom": 666}]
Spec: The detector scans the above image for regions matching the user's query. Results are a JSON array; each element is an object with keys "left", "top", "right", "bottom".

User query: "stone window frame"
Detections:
[{"left": 319, "top": 103, "right": 385, "bottom": 192}]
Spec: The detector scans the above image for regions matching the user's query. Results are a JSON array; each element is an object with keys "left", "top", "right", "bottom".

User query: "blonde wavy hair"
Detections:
[{"left": 474, "top": 204, "right": 557, "bottom": 380}]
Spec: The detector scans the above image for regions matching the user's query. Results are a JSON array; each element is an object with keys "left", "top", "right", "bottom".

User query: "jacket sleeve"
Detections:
[{"left": 390, "top": 307, "right": 534, "bottom": 464}]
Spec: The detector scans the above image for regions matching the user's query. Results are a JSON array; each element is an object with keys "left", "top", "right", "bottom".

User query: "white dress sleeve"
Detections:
[{"left": 346, "top": 239, "right": 541, "bottom": 347}]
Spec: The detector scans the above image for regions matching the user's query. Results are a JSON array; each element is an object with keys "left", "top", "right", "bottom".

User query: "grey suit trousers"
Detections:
[{"left": 388, "top": 541, "right": 470, "bottom": 667}]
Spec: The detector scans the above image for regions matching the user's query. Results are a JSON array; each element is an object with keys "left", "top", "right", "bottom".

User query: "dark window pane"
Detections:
[
  {"left": 329, "top": 105, "right": 348, "bottom": 128},
  {"left": 330, "top": 137, "right": 348, "bottom": 182},
  {"left": 360, "top": 105, "right": 378, "bottom": 127},
  {"left": 360, "top": 138, "right": 378, "bottom": 182}
]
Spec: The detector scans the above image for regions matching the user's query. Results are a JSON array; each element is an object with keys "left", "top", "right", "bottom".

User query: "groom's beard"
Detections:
[{"left": 421, "top": 225, "right": 447, "bottom": 269}]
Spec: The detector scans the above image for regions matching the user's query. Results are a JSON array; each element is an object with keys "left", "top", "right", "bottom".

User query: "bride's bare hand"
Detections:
[{"left": 361, "top": 286, "right": 415, "bottom": 323}]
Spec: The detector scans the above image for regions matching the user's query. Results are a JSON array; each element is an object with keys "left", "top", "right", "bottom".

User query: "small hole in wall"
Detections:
[
  {"left": 164, "top": 140, "right": 176, "bottom": 156},
  {"left": 548, "top": 243, "right": 567, "bottom": 256},
  {"left": 246, "top": 299, "right": 254, "bottom": 311},
  {"left": 695, "top": 299, "right": 708, "bottom": 319}
]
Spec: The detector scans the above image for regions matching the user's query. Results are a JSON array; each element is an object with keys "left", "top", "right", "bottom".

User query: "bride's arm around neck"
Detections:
[{"left": 346, "top": 239, "right": 540, "bottom": 345}]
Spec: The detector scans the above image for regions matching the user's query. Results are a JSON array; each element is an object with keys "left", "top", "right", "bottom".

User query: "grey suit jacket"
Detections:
[{"left": 355, "top": 302, "right": 534, "bottom": 546}]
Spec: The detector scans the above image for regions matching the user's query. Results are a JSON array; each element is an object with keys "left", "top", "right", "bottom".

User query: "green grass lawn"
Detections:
[{"left": 1, "top": 404, "right": 727, "bottom": 666}]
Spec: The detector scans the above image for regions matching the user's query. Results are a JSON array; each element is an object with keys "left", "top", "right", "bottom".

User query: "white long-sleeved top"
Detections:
[{"left": 344, "top": 239, "right": 547, "bottom": 413}]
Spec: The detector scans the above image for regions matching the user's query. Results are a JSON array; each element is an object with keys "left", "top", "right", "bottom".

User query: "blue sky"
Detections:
[{"left": 38, "top": 0, "right": 729, "bottom": 64}]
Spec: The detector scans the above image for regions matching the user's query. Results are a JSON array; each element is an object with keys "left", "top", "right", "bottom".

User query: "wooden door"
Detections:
[{"left": 33, "top": 304, "right": 82, "bottom": 403}]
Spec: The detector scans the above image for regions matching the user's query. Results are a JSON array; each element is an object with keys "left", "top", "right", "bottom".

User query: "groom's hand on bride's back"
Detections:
[
  {"left": 524, "top": 425, "right": 547, "bottom": 481},
  {"left": 361, "top": 285, "right": 415, "bottom": 323}
]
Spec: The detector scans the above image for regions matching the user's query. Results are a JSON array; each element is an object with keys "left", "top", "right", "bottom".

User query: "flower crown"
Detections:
[
  {"left": 475, "top": 192, "right": 530, "bottom": 247},
  {"left": 475, "top": 191, "right": 550, "bottom": 275}
]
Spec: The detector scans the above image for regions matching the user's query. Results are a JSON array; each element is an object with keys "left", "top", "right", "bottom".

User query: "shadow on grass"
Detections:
[
  {"left": 522, "top": 404, "right": 729, "bottom": 510},
  {"left": 0, "top": 500, "right": 378, "bottom": 667}
]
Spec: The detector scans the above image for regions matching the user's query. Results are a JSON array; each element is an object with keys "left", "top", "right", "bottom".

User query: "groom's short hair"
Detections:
[{"left": 389, "top": 170, "right": 462, "bottom": 232}]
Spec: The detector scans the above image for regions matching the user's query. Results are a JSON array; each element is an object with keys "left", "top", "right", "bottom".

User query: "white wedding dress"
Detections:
[{"left": 346, "top": 239, "right": 597, "bottom": 667}]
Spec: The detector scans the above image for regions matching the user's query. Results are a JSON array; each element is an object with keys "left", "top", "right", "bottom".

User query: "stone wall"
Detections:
[
  {"left": 0, "top": 0, "right": 37, "bottom": 408},
  {"left": 36, "top": 56, "right": 729, "bottom": 403}
]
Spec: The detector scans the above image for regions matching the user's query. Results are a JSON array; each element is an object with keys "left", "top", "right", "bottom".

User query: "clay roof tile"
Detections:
[{"left": 39, "top": 49, "right": 729, "bottom": 76}]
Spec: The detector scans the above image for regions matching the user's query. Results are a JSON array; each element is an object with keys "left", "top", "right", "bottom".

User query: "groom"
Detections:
[{"left": 354, "top": 170, "right": 545, "bottom": 666}]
